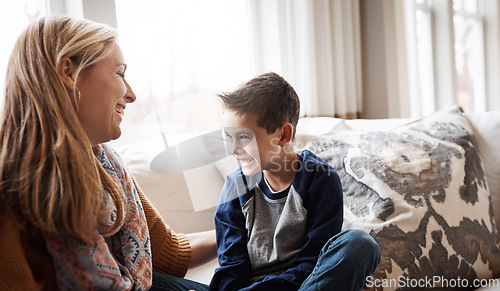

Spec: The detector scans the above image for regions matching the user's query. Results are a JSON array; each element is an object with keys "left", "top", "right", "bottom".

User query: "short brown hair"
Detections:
[{"left": 218, "top": 72, "right": 300, "bottom": 138}]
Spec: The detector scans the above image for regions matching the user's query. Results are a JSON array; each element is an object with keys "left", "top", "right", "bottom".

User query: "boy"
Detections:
[{"left": 209, "top": 72, "right": 380, "bottom": 290}]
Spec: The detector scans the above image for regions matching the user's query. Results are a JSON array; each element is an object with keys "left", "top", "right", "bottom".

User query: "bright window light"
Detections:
[
  {"left": 114, "top": 0, "right": 254, "bottom": 146},
  {"left": 0, "top": 0, "right": 47, "bottom": 109},
  {"left": 453, "top": 0, "right": 485, "bottom": 112}
]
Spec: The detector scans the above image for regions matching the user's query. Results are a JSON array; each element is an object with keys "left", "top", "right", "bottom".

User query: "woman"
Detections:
[{"left": 0, "top": 15, "right": 215, "bottom": 290}]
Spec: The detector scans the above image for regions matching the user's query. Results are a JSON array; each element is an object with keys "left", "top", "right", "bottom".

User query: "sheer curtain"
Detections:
[
  {"left": 114, "top": 0, "right": 254, "bottom": 146},
  {"left": 249, "top": 0, "right": 363, "bottom": 118},
  {"left": 113, "top": 0, "right": 365, "bottom": 147}
]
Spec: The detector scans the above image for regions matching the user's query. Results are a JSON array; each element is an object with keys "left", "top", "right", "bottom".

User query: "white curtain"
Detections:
[
  {"left": 112, "top": 0, "right": 365, "bottom": 147},
  {"left": 114, "top": 0, "right": 253, "bottom": 146},
  {"left": 248, "top": 0, "right": 362, "bottom": 118}
]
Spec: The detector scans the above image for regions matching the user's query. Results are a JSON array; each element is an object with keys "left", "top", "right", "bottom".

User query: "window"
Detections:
[
  {"left": 0, "top": 0, "right": 48, "bottom": 108},
  {"left": 452, "top": 0, "right": 485, "bottom": 112},
  {"left": 409, "top": 0, "right": 486, "bottom": 113},
  {"left": 113, "top": 0, "right": 254, "bottom": 147},
  {"left": 413, "top": 0, "right": 436, "bottom": 115}
]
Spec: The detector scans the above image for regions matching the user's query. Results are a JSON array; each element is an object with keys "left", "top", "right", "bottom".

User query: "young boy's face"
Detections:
[{"left": 223, "top": 109, "right": 281, "bottom": 176}]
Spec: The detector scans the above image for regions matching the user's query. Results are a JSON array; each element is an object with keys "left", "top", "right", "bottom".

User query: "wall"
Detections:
[
  {"left": 49, "top": 0, "right": 117, "bottom": 27},
  {"left": 82, "top": 0, "right": 117, "bottom": 27},
  {"left": 359, "top": 0, "right": 389, "bottom": 119}
]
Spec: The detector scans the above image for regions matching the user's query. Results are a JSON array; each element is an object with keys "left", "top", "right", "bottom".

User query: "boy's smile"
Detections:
[
  {"left": 224, "top": 127, "right": 258, "bottom": 172},
  {"left": 222, "top": 110, "right": 281, "bottom": 176}
]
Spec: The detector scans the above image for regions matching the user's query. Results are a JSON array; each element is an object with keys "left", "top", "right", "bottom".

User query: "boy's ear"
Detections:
[
  {"left": 57, "top": 56, "right": 77, "bottom": 89},
  {"left": 278, "top": 122, "right": 294, "bottom": 146}
]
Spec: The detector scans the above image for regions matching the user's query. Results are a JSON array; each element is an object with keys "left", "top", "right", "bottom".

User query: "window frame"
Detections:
[{"left": 410, "top": 0, "right": 495, "bottom": 113}]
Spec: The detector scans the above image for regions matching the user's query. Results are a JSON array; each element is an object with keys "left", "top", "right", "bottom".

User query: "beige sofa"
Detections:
[{"left": 116, "top": 107, "right": 500, "bottom": 290}]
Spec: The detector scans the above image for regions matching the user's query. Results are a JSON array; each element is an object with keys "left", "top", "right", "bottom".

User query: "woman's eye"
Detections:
[{"left": 117, "top": 72, "right": 125, "bottom": 78}]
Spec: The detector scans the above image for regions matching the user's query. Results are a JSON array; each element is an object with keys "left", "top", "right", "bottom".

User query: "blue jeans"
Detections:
[
  {"left": 299, "top": 229, "right": 381, "bottom": 291},
  {"left": 151, "top": 229, "right": 379, "bottom": 291}
]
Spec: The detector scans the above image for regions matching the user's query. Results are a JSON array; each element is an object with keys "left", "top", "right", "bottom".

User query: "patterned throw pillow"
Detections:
[{"left": 302, "top": 107, "right": 500, "bottom": 290}]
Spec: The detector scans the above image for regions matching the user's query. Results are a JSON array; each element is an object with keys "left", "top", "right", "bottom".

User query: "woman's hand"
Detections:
[{"left": 185, "top": 229, "right": 217, "bottom": 269}]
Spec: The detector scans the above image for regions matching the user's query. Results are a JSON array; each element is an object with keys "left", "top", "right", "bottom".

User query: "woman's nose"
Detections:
[{"left": 124, "top": 79, "right": 137, "bottom": 103}]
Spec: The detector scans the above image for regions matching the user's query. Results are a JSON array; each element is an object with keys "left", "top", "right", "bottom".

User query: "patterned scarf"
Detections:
[{"left": 44, "top": 144, "right": 153, "bottom": 290}]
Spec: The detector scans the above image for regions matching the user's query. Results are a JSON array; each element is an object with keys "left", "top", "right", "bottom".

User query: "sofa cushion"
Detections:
[
  {"left": 297, "top": 107, "right": 500, "bottom": 290},
  {"left": 465, "top": 112, "right": 500, "bottom": 233}
]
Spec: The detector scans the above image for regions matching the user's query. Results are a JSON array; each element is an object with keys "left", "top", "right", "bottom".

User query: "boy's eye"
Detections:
[{"left": 239, "top": 135, "right": 250, "bottom": 140}]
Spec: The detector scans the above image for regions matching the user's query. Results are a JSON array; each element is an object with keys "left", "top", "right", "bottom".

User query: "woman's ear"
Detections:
[
  {"left": 57, "top": 56, "right": 76, "bottom": 89},
  {"left": 278, "top": 122, "right": 294, "bottom": 146}
]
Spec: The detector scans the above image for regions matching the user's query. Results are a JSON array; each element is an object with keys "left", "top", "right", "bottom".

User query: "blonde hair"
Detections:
[{"left": 0, "top": 15, "right": 126, "bottom": 244}]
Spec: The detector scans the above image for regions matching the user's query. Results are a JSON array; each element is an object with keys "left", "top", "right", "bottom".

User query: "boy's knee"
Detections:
[
  {"left": 345, "top": 229, "right": 381, "bottom": 271},
  {"left": 326, "top": 229, "right": 380, "bottom": 263},
  {"left": 347, "top": 229, "right": 379, "bottom": 255}
]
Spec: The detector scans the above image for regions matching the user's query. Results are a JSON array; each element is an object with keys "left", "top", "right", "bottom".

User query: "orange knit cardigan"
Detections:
[{"left": 0, "top": 178, "right": 191, "bottom": 290}]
